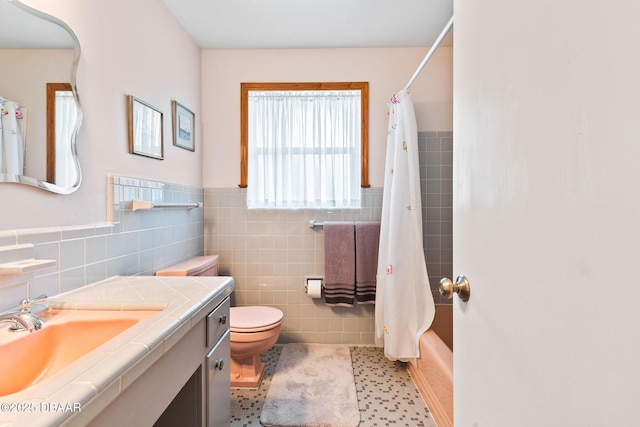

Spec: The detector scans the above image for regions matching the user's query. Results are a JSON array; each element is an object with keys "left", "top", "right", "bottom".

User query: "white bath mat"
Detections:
[{"left": 260, "top": 343, "right": 360, "bottom": 427}]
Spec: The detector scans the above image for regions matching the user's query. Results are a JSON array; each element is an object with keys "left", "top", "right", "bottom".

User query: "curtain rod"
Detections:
[
  {"left": 249, "top": 91, "right": 361, "bottom": 98},
  {"left": 403, "top": 15, "right": 454, "bottom": 92}
]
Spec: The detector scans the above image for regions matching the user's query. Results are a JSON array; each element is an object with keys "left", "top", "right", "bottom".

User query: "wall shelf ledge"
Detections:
[{"left": 0, "top": 259, "right": 57, "bottom": 276}]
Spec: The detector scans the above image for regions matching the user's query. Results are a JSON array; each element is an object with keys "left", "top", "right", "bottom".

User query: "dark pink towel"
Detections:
[
  {"left": 355, "top": 221, "right": 380, "bottom": 304},
  {"left": 324, "top": 222, "right": 355, "bottom": 306}
]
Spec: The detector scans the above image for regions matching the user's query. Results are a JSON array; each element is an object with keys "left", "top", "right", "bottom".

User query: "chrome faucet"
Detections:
[
  {"left": 0, "top": 311, "right": 44, "bottom": 332},
  {"left": 0, "top": 294, "right": 47, "bottom": 332}
]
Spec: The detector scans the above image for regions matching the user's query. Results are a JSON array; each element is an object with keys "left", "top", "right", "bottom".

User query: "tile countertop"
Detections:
[{"left": 0, "top": 275, "right": 234, "bottom": 427}]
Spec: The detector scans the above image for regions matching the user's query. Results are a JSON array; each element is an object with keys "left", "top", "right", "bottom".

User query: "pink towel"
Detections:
[
  {"left": 355, "top": 221, "right": 380, "bottom": 304},
  {"left": 323, "top": 222, "right": 355, "bottom": 306}
]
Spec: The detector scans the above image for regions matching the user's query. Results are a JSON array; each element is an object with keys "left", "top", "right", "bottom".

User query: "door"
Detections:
[{"left": 453, "top": 1, "right": 640, "bottom": 426}]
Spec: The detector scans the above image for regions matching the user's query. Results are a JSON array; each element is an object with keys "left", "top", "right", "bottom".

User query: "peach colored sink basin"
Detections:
[{"left": 0, "top": 309, "right": 159, "bottom": 397}]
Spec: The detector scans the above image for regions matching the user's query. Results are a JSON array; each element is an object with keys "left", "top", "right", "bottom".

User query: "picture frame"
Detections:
[
  {"left": 127, "top": 95, "right": 164, "bottom": 160},
  {"left": 171, "top": 100, "right": 195, "bottom": 151}
]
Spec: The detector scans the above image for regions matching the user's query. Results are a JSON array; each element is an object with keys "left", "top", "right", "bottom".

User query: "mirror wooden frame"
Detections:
[
  {"left": 46, "top": 82, "right": 73, "bottom": 183},
  {"left": 239, "top": 81, "right": 370, "bottom": 188}
]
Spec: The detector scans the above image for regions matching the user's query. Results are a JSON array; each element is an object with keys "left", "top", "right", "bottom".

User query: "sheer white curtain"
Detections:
[
  {"left": 247, "top": 90, "right": 361, "bottom": 209},
  {"left": 55, "top": 91, "right": 78, "bottom": 186}
]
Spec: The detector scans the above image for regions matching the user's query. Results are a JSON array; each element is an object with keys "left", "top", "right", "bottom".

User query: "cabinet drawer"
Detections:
[{"left": 207, "top": 297, "right": 230, "bottom": 348}]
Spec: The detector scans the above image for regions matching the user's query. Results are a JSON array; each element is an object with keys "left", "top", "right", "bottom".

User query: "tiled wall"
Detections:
[
  {"left": 203, "top": 131, "right": 453, "bottom": 344},
  {"left": 0, "top": 176, "right": 203, "bottom": 313},
  {"left": 203, "top": 187, "right": 383, "bottom": 345},
  {"left": 419, "top": 131, "right": 454, "bottom": 304}
]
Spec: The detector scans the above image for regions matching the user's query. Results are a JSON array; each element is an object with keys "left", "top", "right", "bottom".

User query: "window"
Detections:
[
  {"left": 240, "top": 82, "right": 369, "bottom": 209},
  {"left": 46, "top": 82, "right": 78, "bottom": 186}
]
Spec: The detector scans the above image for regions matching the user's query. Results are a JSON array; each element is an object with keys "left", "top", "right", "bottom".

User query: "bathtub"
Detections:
[{"left": 407, "top": 305, "right": 453, "bottom": 427}]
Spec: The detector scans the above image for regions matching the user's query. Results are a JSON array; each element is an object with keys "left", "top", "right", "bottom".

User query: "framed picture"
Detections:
[
  {"left": 127, "top": 95, "right": 164, "bottom": 159},
  {"left": 172, "top": 100, "right": 195, "bottom": 151}
]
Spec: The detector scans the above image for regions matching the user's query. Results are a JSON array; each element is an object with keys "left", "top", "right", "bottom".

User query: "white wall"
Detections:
[
  {"left": 0, "top": 0, "right": 202, "bottom": 231},
  {"left": 201, "top": 47, "right": 452, "bottom": 188}
]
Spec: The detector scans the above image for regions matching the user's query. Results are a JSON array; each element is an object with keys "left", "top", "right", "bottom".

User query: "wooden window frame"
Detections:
[
  {"left": 239, "top": 82, "right": 370, "bottom": 188},
  {"left": 46, "top": 82, "right": 73, "bottom": 183}
]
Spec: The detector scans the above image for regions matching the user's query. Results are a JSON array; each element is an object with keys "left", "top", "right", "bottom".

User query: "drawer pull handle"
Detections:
[
  {"left": 215, "top": 359, "right": 225, "bottom": 371},
  {"left": 219, "top": 314, "right": 227, "bottom": 325}
]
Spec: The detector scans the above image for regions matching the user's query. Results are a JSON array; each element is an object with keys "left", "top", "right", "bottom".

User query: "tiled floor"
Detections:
[{"left": 230, "top": 345, "right": 437, "bottom": 427}]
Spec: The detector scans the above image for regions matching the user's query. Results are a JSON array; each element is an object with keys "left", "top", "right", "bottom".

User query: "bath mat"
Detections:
[{"left": 260, "top": 343, "right": 360, "bottom": 427}]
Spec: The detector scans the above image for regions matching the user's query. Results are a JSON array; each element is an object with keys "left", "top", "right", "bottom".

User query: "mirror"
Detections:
[{"left": 0, "top": 0, "right": 81, "bottom": 194}]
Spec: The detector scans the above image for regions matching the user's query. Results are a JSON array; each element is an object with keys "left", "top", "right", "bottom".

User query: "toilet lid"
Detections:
[
  {"left": 155, "top": 255, "right": 218, "bottom": 276},
  {"left": 230, "top": 306, "right": 283, "bottom": 332}
]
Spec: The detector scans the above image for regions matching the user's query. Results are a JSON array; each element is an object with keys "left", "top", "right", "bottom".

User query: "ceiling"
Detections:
[{"left": 161, "top": 0, "right": 453, "bottom": 49}]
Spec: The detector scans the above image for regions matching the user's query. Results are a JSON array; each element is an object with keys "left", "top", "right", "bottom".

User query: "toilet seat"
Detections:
[{"left": 230, "top": 306, "right": 283, "bottom": 333}]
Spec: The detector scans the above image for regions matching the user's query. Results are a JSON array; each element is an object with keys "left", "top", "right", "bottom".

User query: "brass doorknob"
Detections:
[{"left": 439, "top": 275, "right": 471, "bottom": 302}]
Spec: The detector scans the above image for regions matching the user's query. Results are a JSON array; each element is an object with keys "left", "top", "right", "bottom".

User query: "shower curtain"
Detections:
[
  {"left": 375, "top": 90, "right": 435, "bottom": 364},
  {"left": 0, "top": 97, "right": 25, "bottom": 177}
]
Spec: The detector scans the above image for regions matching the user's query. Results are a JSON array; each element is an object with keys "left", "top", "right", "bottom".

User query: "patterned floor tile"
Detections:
[{"left": 230, "top": 345, "right": 436, "bottom": 427}]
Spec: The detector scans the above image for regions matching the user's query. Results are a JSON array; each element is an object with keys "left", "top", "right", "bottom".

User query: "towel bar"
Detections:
[
  {"left": 310, "top": 220, "right": 362, "bottom": 229},
  {"left": 132, "top": 198, "right": 203, "bottom": 211}
]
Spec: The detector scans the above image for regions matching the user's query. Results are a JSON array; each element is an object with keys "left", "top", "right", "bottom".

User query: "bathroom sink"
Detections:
[{"left": 0, "top": 308, "right": 160, "bottom": 397}]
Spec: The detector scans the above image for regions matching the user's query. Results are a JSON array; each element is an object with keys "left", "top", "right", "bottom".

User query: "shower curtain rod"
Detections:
[{"left": 403, "top": 15, "right": 454, "bottom": 92}]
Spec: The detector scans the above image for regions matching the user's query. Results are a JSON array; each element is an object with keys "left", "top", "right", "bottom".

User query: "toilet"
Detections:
[
  {"left": 155, "top": 256, "right": 284, "bottom": 388},
  {"left": 228, "top": 305, "right": 283, "bottom": 387}
]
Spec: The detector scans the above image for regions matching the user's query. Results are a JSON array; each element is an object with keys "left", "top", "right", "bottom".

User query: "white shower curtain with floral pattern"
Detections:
[
  {"left": 375, "top": 90, "right": 435, "bottom": 364},
  {"left": 1, "top": 97, "right": 25, "bottom": 178}
]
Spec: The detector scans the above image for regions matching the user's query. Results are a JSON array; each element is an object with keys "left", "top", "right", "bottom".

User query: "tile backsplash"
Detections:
[{"left": 0, "top": 176, "right": 203, "bottom": 312}]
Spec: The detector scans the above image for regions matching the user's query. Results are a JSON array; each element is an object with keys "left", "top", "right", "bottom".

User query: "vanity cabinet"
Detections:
[
  {"left": 1, "top": 276, "right": 234, "bottom": 427},
  {"left": 88, "top": 296, "right": 231, "bottom": 427},
  {"left": 205, "top": 297, "right": 231, "bottom": 426},
  {"left": 155, "top": 296, "right": 231, "bottom": 427}
]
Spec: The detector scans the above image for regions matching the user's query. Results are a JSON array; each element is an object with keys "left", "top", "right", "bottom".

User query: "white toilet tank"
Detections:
[{"left": 155, "top": 255, "right": 219, "bottom": 276}]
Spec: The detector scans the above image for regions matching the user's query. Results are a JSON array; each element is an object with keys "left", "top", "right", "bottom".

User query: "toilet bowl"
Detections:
[{"left": 155, "top": 256, "right": 283, "bottom": 388}]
